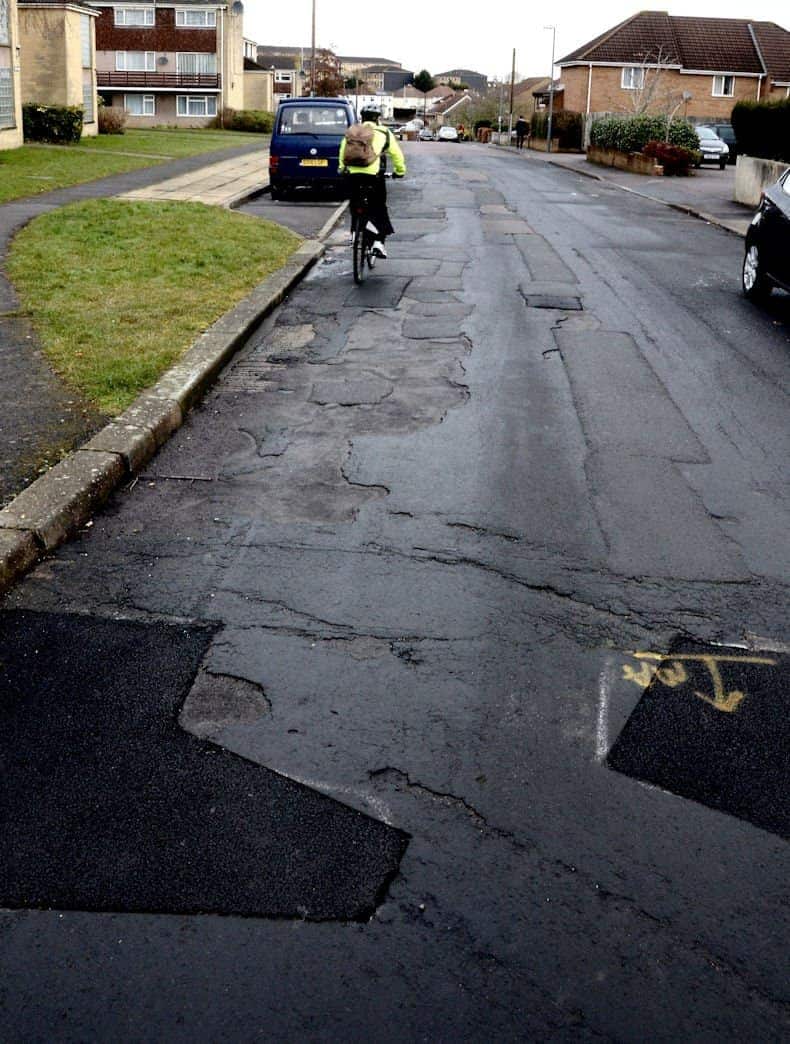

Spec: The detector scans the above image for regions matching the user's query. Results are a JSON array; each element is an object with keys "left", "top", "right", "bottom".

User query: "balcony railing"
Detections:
[{"left": 97, "top": 71, "right": 221, "bottom": 89}]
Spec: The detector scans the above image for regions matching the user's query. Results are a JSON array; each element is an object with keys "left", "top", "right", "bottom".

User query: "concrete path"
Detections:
[
  {"left": 0, "top": 143, "right": 269, "bottom": 506},
  {"left": 120, "top": 149, "right": 269, "bottom": 207}
]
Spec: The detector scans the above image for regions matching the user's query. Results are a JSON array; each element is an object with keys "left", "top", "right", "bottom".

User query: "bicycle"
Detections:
[{"left": 349, "top": 172, "right": 392, "bottom": 285}]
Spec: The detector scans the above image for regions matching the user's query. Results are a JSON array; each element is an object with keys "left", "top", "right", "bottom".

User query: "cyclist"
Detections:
[{"left": 339, "top": 105, "right": 406, "bottom": 258}]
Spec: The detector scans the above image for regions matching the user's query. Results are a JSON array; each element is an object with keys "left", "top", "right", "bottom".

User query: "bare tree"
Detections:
[{"left": 620, "top": 47, "right": 680, "bottom": 116}]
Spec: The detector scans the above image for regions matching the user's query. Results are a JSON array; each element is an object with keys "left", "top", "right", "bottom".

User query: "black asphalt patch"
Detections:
[
  {"left": 608, "top": 639, "right": 788, "bottom": 839},
  {"left": 0, "top": 610, "right": 408, "bottom": 918},
  {"left": 522, "top": 294, "right": 583, "bottom": 311},
  {"left": 344, "top": 276, "right": 411, "bottom": 308}
]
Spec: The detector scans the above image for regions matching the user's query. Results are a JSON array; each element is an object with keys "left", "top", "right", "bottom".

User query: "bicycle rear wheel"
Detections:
[{"left": 352, "top": 225, "right": 367, "bottom": 285}]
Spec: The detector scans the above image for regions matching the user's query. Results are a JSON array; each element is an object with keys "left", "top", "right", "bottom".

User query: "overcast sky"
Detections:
[{"left": 244, "top": 0, "right": 789, "bottom": 84}]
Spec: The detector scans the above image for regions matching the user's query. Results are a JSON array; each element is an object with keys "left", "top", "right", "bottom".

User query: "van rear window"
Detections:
[{"left": 278, "top": 106, "right": 350, "bottom": 135}]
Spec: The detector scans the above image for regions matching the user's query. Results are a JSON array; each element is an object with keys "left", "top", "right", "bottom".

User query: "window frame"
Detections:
[
  {"left": 124, "top": 93, "right": 155, "bottom": 116},
  {"left": 175, "top": 9, "right": 217, "bottom": 28},
  {"left": 712, "top": 74, "right": 735, "bottom": 97},
  {"left": 176, "top": 94, "right": 217, "bottom": 117},
  {"left": 114, "top": 7, "right": 155, "bottom": 27},
  {"left": 176, "top": 52, "right": 217, "bottom": 75},
  {"left": 621, "top": 66, "right": 645, "bottom": 91},
  {"left": 116, "top": 51, "right": 155, "bottom": 72}
]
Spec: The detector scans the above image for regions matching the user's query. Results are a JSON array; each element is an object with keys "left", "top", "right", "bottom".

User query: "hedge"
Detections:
[
  {"left": 643, "top": 140, "right": 695, "bottom": 176},
  {"left": 212, "top": 108, "right": 274, "bottom": 133},
  {"left": 23, "top": 104, "right": 83, "bottom": 144},
  {"left": 531, "top": 109, "right": 583, "bottom": 149},
  {"left": 731, "top": 98, "right": 790, "bottom": 163},
  {"left": 590, "top": 114, "right": 698, "bottom": 153}
]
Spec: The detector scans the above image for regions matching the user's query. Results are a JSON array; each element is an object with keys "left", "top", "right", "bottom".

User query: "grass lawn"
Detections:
[
  {"left": 7, "top": 199, "right": 300, "bottom": 414},
  {"left": 0, "top": 129, "right": 267, "bottom": 203}
]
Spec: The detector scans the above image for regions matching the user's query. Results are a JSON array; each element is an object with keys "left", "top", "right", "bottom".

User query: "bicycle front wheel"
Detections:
[{"left": 352, "top": 226, "right": 367, "bottom": 285}]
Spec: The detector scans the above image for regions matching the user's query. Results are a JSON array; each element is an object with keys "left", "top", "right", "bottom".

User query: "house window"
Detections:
[
  {"left": 176, "top": 53, "right": 217, "bottom": 75},
  {"left": 124, "top": 93, "right": 155, "bottom": 115},
  {"left": 175, "top": 10, "right": 217, "bottom": 27},
  {"left": 0, "top": 67, "right": 13, "bottom": 128},
  {"left": 80, "top": 15, "right": 92, "bottom": 68},
  {"left": 114, "top": 7, "right": 154, "bottom": 26},
  {"left": 621, "top": 67, "right": 645, "bottom": 90},
  {"left": 712, "top": 75, "right": 734, "bottom": 97},
  {"left": 176, "top": 95, "right": 217, "bottom": 117},
  {"left": 82, "top": 77, "right": 94, "bottom": 122},
  {"left": 116, "top": 51, "right": 155, "bottom": 72},
  {"left": 0, "top": 0, "right": 8, "bottom": 45}
]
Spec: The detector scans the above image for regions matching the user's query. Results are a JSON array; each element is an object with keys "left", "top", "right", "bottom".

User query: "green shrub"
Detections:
[
  {"left": 212, "top": 107, "right": 274, "bottom": 133},
  {"left": 23, "top": 104, "right": 83, "bottom": 144},
  {"left": 643, "top": 140, "right": 694, "bottom": 175},
  {"left": 98, "top": 105, "right": 126, "bottom": 135},
  {"left": 731, "top": 98, "right": 790, "bottom": 162},
  {"left": 589, "top": 114, "right": 698, "bottom": 153}
]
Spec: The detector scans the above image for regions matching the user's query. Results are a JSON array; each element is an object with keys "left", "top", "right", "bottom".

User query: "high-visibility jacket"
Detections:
[{"left": 339, "top": 122, "right": 407, "bottom": 177}]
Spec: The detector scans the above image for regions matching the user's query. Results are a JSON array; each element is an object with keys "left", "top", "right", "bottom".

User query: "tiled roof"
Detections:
[
  {"left": 559, "top": 11, "right": 790, "bottom": 78},
  {"left": 432, "top": 91, "right": 472, "bottom": 115},
  {"left": 753, "top": 20, "right": 790, "bottom": 81}
]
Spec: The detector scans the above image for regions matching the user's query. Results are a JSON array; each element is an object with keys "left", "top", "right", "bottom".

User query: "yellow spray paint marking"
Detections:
[{"left": 622, "top": 651, "right": 777, "bottom": 713}]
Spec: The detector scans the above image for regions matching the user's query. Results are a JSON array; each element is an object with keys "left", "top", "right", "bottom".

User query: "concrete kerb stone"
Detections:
[
  {"left": 0, "top": 238, "right": 326, "bottom": 598},
  {"left": 0, "top": 450, "right": 125, "bottom": 551}
]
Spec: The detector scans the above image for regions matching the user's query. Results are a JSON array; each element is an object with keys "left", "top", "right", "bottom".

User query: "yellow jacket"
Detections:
[{"left": 339, "top": 122, "right": 406, "bottom": 177}]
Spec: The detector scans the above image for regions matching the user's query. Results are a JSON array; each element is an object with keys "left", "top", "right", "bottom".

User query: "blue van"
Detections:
[{"left": 268, "top": 97, "right": 356, "bottom": 199}]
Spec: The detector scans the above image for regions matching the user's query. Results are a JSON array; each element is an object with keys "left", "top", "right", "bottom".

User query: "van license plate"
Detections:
[{"left": 300, "top": 159, "right": 328, "bottom": 167}]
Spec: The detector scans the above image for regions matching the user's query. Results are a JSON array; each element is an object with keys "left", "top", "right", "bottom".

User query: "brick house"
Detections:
[
  {"left": 557, "top": 11, "right": 790, "bottom": 122},
  {"left": 18, "top": 0, "right": 99, "bottom": 136},
  {"left": 0, "top": 0, "right": 24, "bottom": 147},
  {"left": 87, "top": 0, "right": 245, "bottom": 127}
]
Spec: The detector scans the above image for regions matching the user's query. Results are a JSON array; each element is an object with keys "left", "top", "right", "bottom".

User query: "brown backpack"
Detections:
[{"left": 343, "top": 123, "right": 378, "bottom": 166}]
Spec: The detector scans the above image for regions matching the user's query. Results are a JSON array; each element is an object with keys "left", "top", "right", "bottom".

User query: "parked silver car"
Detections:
[{"left": 694, "top": 126, "right": 729, "bottom": 170}]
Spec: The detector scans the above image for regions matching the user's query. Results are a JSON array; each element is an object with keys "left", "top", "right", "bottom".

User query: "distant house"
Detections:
[
  {"left": 1, "top": 0, "right": 24, "bottom": 148},
  {"left": 356, "top": 63, "right": 411, "bottom": 93},
  {"left": 512, "top": 76, "right": 552, "bottom": 120},
  {"left": 18, "top": 0, "right": 99, "bottom": 136},
  {"left": 255, "top": 45, "right": 305, "bottom": 101},
  {"left": 435, "top": 68, "right": 487, "bottom": 93},
  {"left": 87, "top": 0, "right": 246, "bottom": 127},
  {"left": 557, "top": 11, "right": 790, "bottom": 120},
  {"left": 430, "top": 90, "right": 472, "bottom": 128}
]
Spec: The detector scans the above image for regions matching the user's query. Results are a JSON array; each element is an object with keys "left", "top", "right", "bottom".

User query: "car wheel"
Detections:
[
  {"left": 269, "top": 183, "right": 282, "bottom": 201},
  {"left": 719, "top": 159, "right": 727, "bottom": 170},
  {"left": 742, "top": 242, "right": 771, "bottom": 301}
]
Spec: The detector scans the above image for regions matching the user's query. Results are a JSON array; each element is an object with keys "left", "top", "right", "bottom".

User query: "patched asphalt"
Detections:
[
  {"left": 0, "top": 609, "right": 408, "bottom": 918},
  {"left": 608, "top": 639, "right": 788, "bottom": 839}
]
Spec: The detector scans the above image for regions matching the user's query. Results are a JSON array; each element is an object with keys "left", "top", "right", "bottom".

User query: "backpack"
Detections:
[{"left": 343, "top": 123, "right": 378, "bottom": 167}]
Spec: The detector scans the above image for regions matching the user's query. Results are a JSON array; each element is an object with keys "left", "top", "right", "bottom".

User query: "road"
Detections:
[{"left": 1, "top": 142, "right": 788, "bottom": 1040}]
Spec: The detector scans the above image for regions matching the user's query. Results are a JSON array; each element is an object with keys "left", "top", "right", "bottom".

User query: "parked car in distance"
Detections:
[
  {"left": 437, "top": 125, "right": 459, "bottom": 142},
  {"left": 694, "top": 125, "right": 729, "bottom": 169},
  {"left": 418, "top": 127, "right": 434, "bottom": 141},
  {"left": 711, "top": 123, "right": 738, "bottom": 164},
  {"left": 742, "top": 167, "right": 790, "bottom": 300},
  {"left": 268, "top": 97, "right": 355, "bottom": 200}
]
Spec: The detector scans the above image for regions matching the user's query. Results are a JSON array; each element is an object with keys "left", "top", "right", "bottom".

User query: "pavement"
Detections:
[{"left": 0, "top": 138, "right": 754, "bottom": 599}]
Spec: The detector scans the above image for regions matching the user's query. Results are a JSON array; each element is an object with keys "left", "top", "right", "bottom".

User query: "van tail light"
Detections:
[{"left": 269, "top": 155, "right": 279, "bottom": 170}]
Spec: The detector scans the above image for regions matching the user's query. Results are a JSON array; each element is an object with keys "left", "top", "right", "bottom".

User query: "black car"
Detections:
[
  {"left": 742, "top": 168, "right": 790, "bottom": 300},
  {"left": 711, "top": 123, "right": 738, "bottom": 164}
]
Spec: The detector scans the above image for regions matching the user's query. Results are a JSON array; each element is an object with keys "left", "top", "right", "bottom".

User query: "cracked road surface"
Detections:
[{"left": 2, "top": 143, "right": 789, "bottom": 1039}]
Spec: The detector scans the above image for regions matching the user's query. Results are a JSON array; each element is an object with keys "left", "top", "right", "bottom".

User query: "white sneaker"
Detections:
[{"left": 371, "top": 240, "right": 387, "bottom": 258}]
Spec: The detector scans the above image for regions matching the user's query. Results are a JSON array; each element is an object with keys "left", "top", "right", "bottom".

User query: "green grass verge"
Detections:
[
  {"left": 7, "top": 199, "right": 300, "bottom": 414},
  {"left": 0, "top": 129, "right": 267, "bottom": 203}
]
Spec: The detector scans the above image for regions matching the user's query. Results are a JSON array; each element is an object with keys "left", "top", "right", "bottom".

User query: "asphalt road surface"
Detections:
[{"left": 1, "top": 142, "right": 788, "bottom": 1040}]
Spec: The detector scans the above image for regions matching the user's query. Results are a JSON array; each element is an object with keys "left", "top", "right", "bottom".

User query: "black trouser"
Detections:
[
  {"left": 349, "top": 174, "right": 394, "bottom": 241},
  {"left": 516, "top": 133, "right": 526, "bottom": 150}
]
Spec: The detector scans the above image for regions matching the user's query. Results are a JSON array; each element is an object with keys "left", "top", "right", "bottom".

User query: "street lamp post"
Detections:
[
  {"left": 310, "top": 0, "right": 316, "bottom": 97},
  {"left": 544, "top": 25, "right": 556, "bottom": 153}
]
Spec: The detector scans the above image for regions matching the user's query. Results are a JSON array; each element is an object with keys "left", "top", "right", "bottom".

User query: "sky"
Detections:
[{"left": 243, "top": 0, "right": 790, "bottom": 84}]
